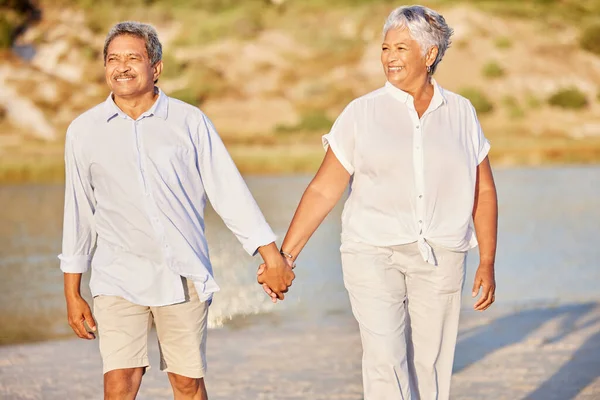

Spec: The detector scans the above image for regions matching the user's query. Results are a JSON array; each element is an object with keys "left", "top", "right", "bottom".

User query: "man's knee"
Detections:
[
  {"left": 104, "top": 368, "right": 144, "bottom": 399},
  {"left": 169, "top": 373, "right": 202, "bottom": 395}
]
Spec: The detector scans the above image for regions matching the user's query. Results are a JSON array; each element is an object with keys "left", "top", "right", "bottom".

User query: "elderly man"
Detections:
[{"left": 59, "top": 21, "right": 294, "bottom": 400}]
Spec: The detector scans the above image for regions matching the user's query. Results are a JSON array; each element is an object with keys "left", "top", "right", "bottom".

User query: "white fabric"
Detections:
[
  {"left": 59, "top": 89, "right": 276, "bottom": 306},
  {"left": 323, "top": 80, "right": 490, "bottom": 265},
  {"left": 341, "top": 241, "right": 466, "bottom": 400}
]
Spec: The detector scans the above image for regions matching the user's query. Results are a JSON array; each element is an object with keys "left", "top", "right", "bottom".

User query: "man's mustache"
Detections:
[{"left": 114, "top": 74, "right": 135, "bottom": 79}]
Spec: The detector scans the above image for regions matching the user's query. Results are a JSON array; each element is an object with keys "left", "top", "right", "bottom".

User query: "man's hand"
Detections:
[
  {"left": 472, "top": 263, "right": 496, "bottom": 311},
  {"left": 257, "top": 256, "right": 295, "bottom": 303},
  {"left": 66, "top": 295, "right": 97, "bottom": 339},
  {"left": 257, "top": 257, "right": 294, "bottom": 303}
]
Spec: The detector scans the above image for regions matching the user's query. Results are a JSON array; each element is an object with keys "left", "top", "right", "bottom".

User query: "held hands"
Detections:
[
  {"left": 472, "top": 263, "right": 496, "bottom": 311},
  {"left": 257, "top": 255, "right": 295, "bottom": 303},
  {"left": 66, "top": 295, "right": 97, "bottom": 339}
]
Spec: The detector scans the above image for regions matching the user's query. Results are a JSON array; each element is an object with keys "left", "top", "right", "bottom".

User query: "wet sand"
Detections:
[{"left": 1, "top": 303, "right": 599, "bottom": 400}]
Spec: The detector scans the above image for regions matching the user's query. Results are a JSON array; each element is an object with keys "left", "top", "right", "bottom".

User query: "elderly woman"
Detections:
[{"left": 260, "top": 4, "right": 498, "bottom": 399}]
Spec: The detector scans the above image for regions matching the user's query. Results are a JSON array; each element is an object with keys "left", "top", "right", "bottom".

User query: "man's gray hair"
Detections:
[
  {"left": 383, "top": 5, "right": 453, "bottom": 75},
  {"left": 103, "top": 21, "right": 163, "bottom": 65}
]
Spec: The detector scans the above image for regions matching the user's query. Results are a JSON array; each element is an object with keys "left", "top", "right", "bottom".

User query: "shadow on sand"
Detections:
[{"left": 454, "top": 302, "right": 600, "bottom": 400}]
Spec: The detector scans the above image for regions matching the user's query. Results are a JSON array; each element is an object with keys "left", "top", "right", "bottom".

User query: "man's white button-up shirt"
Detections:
[
  {"left": 59, "top": 90, "right": 276, "bottom": 306},
  {"left": 323, "top": 80, "right": 491, "bottom": 265}
]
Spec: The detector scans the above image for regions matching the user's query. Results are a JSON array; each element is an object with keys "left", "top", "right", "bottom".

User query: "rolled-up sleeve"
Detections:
[
  {"left": 322, "top": 101, "right": 356, "bottom": 175},
  {"left": 58, "top": 126, "right": 97, "bottom": 273},
  {"left": 196, "top": 114, "right": 276, "bottom": 255},
  {"left": 468, "top": 102, "right": 491, "bottom": 164}
]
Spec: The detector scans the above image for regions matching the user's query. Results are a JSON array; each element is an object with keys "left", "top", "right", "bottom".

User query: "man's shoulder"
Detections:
[
  {"left": 68, "top": 101, "right": 108, "bottom": 134},
  {"left": 165, "top": 94, "right": 206, "bottom": 120}
]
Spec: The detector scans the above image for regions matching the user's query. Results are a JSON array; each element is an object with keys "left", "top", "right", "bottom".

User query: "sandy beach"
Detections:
[{"left": 1, "top": 302, "right": 599, "bottom": 400}]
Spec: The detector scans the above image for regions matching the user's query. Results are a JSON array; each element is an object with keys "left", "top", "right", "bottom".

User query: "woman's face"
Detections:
[{"left": 381, "top": 27, "right": 434, "bottom": 89}]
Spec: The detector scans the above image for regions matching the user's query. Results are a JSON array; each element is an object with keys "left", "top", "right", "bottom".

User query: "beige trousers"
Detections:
[{"left": 341, "top": 241, "right": 466, "bottom": 400}]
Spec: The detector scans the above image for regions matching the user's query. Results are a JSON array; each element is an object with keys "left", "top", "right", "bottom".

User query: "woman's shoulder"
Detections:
[
  {"left": 358, "top": 86, "right": 388, "bottom": 102},
  {"left": 343, "top": 86, "right": 389, "bottom": 111}
]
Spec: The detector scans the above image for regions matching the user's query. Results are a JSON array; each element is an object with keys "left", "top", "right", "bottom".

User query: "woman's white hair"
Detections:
[{"left": 383, "top": 5, "right": 453, "bottom": 75}]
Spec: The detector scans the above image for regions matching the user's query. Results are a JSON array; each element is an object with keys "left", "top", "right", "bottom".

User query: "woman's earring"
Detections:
[{"left": 426, "top": 65, "right": 432, "bottom": 73}]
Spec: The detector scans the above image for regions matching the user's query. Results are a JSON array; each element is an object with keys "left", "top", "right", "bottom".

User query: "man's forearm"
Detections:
[
  {"left": 64, "top": 273, "right": 83, "bottom": 299},
  {"left": 257, "top": 242, "right": 283, "bottom": 264}
]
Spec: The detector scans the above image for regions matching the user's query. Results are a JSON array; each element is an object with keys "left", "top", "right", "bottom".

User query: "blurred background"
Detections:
[
  {"left": 1, "top": 0, "right": 600, "bottom": 181},
  {"left": 0, "top": 1, "right": 599, "bottom": 398}
]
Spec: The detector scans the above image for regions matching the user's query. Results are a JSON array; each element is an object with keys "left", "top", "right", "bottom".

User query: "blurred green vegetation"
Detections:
[
  {"left": 0, "top": 15, "right": 12, "bottom": 48},
  {"left": 275, "top": 110, "right": 334, "bottom": 134},
  {"left": 494, "top": 36, "right": 513, "bottom": 49},
  {"left": 459, "top": 87, "right": 494, "bottom": 115},
  {"left": 548, "top": 87, "right": 588, "bottom": 110},
  {"left": 0, "top": 159, "right": 65, "bottom": 184},
  {"left": 502, "top": 95, "right": 525, "bottom": 119},
  {"left": 169, "top": 63, "right": 229, "bottom": 105},
  {"left": 482, "top": 61, "right": 505, "bottom": 79},
  {"left": 0, "top": 0, "right": 42, "bottom": 47},
  {"left": 3, "top": 0, "right": 600, "bottom": 183},
  {"left": 525, "top": 93, "right": 542, "bottom": 109},
  {"left": 580, "top": 22, "right": 600, "bottom": 55},
  {"left": 15, "top": 0, "right": 599, "bottom": 53},
  {"left": 446, "top": 0, "right": 600, "bottom": 25}
]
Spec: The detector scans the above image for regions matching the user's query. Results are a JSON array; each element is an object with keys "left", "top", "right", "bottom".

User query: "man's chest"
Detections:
[{"left": 83, "top": 123, "right": 197, "bottom": 185}]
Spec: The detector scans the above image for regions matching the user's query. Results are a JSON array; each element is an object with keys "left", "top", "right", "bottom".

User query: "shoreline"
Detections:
[
  {"left": 1, "top": 302, "right": 599, "bottom": 399},
  {"left": 1, "top": 145, "right": 600, "bottom": 184}
]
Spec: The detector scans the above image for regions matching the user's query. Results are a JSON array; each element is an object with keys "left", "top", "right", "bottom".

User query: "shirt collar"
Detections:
[
  {"left": 104, "top": 87, "right": 169, "bottom": 122},
  {"left": 431, "top": 79, "right": 447, "bottom": 107},
  {"left": 385, "top": 78, "right": 448, "bottom": 108}
]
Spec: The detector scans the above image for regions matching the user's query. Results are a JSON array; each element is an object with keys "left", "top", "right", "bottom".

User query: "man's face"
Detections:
[{"left": 104, "top": 34, "right": 162, "bottom": 99}]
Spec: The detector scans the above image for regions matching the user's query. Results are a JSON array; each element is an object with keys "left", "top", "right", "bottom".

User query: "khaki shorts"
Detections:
[{"left": 93, "top": 278, "right": 209, "bottom": 378}]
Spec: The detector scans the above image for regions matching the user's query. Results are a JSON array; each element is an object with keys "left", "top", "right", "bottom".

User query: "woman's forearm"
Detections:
[
  {"left": 281, "top": 184, "right": 342, "bottom": 259},
  {"left": 473, "top": 188, "right": 497, "bottom": 266},
  {"left": 473, "top": 158, "right": 498, "bottom": 266},
  {"left": 281, "top": 148, "right": 351, "bottom": 260}
]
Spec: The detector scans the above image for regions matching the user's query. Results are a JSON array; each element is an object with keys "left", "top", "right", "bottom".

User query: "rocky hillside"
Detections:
[{"left": 1, "top": 0, "right": 600, "bottom": 181}]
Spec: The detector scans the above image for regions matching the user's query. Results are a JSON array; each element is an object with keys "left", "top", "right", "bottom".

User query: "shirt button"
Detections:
[
  {"left": 416, "top": 125, "right": 420, "bottom": 129},
  {"left": 418, "top": 195, "right": 423, "bottom": 199},
  {"left": 419, "top": 220, "right": 423, "bottom": 224}
]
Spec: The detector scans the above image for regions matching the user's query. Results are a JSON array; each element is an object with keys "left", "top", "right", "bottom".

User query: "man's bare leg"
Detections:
[
  {"left": 104, "top": 368, "right": 144, "bottom": 400},
  {"left": 167, "top": 373, "right": 208, "bottom": 400}
]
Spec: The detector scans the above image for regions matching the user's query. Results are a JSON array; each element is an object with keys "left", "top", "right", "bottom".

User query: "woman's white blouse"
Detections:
[{"left": 322, "top": 80, "right": 491, "bottom": 265}]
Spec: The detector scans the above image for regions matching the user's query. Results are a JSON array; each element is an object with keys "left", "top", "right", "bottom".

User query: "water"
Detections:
[{"left": 0, "top": 166, "right": 599, "bottom": 345}]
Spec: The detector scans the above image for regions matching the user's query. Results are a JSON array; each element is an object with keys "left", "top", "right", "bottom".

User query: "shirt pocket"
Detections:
[{"left": 147, "top": 144, "right": 194, "bottom": 186}]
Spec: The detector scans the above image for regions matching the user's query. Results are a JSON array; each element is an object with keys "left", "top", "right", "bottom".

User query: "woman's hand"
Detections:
[
  {"left": 472, "top": 263, "right": 496, "bottom": 311},
  {"left": 257, "top": 257, "right": 295, "bottom": 303}
]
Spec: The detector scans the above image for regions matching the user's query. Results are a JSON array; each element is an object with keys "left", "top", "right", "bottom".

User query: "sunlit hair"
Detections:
[
  {"left": 103, "top": 21, "right": 162, "bottom": 66},
  {"left": 383, "top": 5, "right": 453, "bottom": 74}
]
